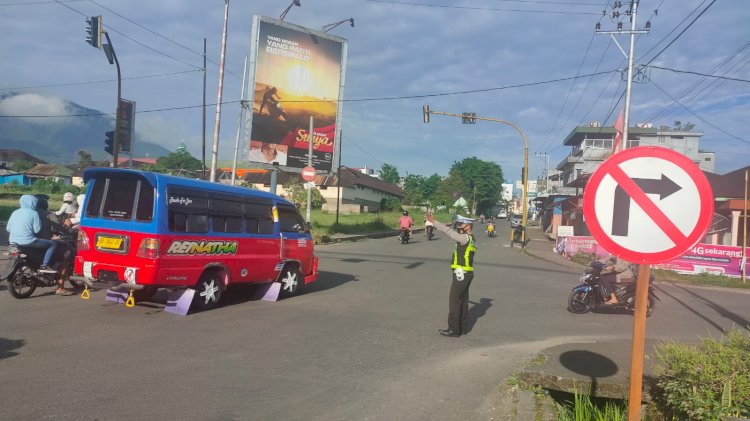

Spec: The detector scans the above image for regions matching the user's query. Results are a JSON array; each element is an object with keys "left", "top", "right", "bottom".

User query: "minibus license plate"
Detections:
[{"left": 96, "top": 237, "right": 123, "bottom": 250}]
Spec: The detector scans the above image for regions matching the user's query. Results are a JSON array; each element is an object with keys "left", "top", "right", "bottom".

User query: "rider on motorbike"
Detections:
[
  {"left": 35, "top": 194, "right": 75, "bottom": 295},
  {"left": 424, "top": 211, "right": 434, "bottom": 239},
  {"left": 6, "top": 195, "right": 57, "bottom": 274},
  {"left": 601, "top": 255, "right": 633, "bottom": 304},
  {"left": 399, "top": 211, "right": 413, "bottom": 241}
]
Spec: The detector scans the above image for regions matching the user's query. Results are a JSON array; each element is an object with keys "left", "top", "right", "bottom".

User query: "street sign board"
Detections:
[
  {"left": 303, "top": 181, "right": 316, "bottom": 190},
  {"left": 461, "top": 112, "right": 476, "bottom": 124},
  {"left": 583, "top": 146, "right": 713, "bottom": 264},
  {"left": 301, "top": 166, "right": 316, "bottom": 182}
]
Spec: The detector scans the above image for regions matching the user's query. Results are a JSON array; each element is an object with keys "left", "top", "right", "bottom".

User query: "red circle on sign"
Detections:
[
  {"left": 582, "top": 146, "right": 713, "bottom": 264},
  {"left": 301, "top": 166, "right": 316, "bottom": 182}
]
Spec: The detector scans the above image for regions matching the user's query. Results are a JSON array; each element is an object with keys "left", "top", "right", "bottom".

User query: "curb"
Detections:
[{"left": 320, "top": 228, "right": 425, "bottom": 244}]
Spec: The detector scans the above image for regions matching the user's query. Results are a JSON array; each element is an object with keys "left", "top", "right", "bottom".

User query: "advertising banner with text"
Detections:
[
  {"left": 245, "top": 16, "right": 347, "bottom": 172},
  {"left": 556, "top": 235, "right": 748, "bottom": 278}
]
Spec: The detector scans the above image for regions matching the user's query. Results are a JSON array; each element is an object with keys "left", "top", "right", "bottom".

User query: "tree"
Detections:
[
  {"left": 283, "top": 179, "right": 325, "bottom": 210},
  {"left": 77, "top": 150, "right": 94, "bottom": 169},
  {"left": 446, "top": 157, "right": 504, "bottom": 215},
  {"left": 402, "top": 174, "right": 425, "bottom": 205},
  {"left": 152, "top": 143, "right": 202, "bottom": 175},
  {"left": 379, "top": 163, "right": 400, "bottom": 184},
  {"left": 12, "top": 160, "right": 33, "bottom": 172}
]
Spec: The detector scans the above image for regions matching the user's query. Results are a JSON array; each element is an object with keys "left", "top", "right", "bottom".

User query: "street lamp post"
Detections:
[{"left": 423, "top": 106, "right": 529, "bottom": 244}]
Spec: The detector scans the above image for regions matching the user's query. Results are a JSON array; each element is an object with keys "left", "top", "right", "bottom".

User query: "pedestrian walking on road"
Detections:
[{"left": 426, "top": 214, "right": 478, "bottom": 338}]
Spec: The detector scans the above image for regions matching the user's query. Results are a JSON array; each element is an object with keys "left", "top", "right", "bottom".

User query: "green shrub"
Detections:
[
  {"left": 653, "top": 328, "right": 750, "bottom": 420},
  {"left": 555, "top": 386, "right": 627, "bottom": 421},
  {"left": 569, "top": 251, "right": 599, "bottom": 266}
]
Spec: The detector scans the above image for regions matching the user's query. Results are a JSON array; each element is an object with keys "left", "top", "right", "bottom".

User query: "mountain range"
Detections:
[{"left": 0, "top": 92, "right": 170, "bottom": 164}]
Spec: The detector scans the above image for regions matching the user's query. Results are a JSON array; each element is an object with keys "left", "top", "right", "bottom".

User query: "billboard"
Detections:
[{"left": 244, "top": 16, "right": 347, "bottom": 172}]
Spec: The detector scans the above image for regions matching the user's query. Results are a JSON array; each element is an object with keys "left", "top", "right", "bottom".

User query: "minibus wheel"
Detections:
[
  {"left": 193, "top": 271, "right": 223, "bottom": 311},
  {"left": 279, "top": 265, "right": 302, "bottom": 298}
]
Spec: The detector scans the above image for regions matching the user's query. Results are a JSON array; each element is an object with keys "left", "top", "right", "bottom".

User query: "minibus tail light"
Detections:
[
  {"left": 77, "top": 230, "right": 90, "bottom": 251},
  {"left": 137, "top": 238, "right": 160, "bottom": 259}
]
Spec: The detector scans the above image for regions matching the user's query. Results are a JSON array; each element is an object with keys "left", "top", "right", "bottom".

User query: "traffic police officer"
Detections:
[{"left": 427, "top": 214, "right": 477, "bottom": 337}]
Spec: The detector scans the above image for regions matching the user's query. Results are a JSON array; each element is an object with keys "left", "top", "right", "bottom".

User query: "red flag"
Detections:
[{"left": 613, "top": 109, "right": 624, "bottom": 153}]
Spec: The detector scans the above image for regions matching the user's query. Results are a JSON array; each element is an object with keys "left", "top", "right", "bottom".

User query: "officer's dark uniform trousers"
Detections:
[
  {"left": 448, "top": 234, "right": 476, "bottom": 334},
  {"left": 448, "top": 271, "right": 474, "bottom": 334}
]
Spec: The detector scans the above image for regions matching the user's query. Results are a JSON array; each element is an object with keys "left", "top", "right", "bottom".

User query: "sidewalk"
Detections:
[{"left": 520, "top": 223, "right": 584, "bottom": 271}]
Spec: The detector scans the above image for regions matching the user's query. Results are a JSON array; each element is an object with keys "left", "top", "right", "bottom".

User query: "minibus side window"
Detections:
[
  {"left": 278, "top": 205, "right": 306, "bottom": 233},
  {"left": 244, "top": 198, "right": 274, "bottom": 235},
  {"left": 211, "top": 197, "right": 243, "bottom": 233},
  {"left": 167, "top": 187, "right": 209, "bottom": 233},
  {"left": 85, "top": 178, "right": 105, "bottom": 217}
]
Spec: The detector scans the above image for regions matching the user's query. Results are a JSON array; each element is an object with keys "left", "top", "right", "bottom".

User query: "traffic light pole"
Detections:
[
  {"left": 103, "top": 31, "right": 121, "bottom": 168},
  {"left": 423, "top": 107, "right": 529, "bottom": 244}
]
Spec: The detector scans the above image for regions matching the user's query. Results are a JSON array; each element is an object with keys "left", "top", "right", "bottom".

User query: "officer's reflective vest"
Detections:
[{"left": 451, "top": 234, "right": 476, "bottom": 272}]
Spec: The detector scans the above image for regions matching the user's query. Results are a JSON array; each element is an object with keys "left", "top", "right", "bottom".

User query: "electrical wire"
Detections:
[
  {"left": 650, "top": 80, "right": 749, "bottom": 145},
  {"left": 647, "top": 65, "right": 750, "bottom": 83},
  {"left": 86, "top": 0, "right": 242, "bottom": 80},
  {"left": 0, "top": 99, "right": 242, "bottom": 118},
  {"left": 364, "top": 0, "right": 602, "bottom": 15},
  {"left": 642, "top": 0, "right": 718, "bottom": 66},
  {"left": 0, "top": 69, "right": 202, "bottom": 91},
  {"left": 342, "top": 133, "right": 384, "bottom": 166},
  {"left": 53, "top": 0, "right": 202, "bottom": 71}
]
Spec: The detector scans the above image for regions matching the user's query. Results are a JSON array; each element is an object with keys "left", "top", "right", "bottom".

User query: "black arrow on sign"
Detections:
[{"left": 611, "top": 174, "right": 682, "bottom": 236}]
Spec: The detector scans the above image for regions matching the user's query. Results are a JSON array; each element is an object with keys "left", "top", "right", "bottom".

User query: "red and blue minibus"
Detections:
[{"left": 71, "top": 168, "right": 318, "bottom": 310}]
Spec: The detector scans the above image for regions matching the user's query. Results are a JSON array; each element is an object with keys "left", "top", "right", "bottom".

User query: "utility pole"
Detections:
[
  {"left": 210, "top": 0, "right": 229, "bottom": 182},
  {"left": 596, "top": 0, "right": 650, "bottom": 150},
  {"left": 202, "top": 38, "right": 207, "bottom": 180},
  {"left": 535, "top": 152, "right": 550, "bottom": 193}
]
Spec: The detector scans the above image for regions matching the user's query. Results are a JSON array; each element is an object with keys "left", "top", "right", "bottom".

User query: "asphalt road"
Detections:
[{"left": 1, "top": 222, "right": 749, "bottom": 420}]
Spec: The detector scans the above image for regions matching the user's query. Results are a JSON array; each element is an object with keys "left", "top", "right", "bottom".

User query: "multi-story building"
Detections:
[{"left": 556, "top": 124, "right": 714, "bottom": 189}]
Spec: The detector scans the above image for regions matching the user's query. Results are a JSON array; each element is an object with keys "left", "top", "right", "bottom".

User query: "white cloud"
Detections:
[{"left": 0, "top": 93, "right": 72, "bottom": 123}]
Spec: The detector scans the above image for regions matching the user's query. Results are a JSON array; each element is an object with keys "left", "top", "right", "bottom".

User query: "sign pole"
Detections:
[
  {"left": 306, "top": 116, "right": 314, "bottom": 223},
  {"left": 627, "top": 263, "right": 650, "bottom": 420},
  {"left": 743, "top": 169, "right": 747, "bottom": 283}
]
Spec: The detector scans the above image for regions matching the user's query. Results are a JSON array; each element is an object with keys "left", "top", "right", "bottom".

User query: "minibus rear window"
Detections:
[{"left": 85, "top": 175, "right": 155, "bottom": 221}]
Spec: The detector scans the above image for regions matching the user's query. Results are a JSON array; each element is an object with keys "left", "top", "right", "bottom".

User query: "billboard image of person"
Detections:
[{"left": 245, "top": 16, "right": 347, "bottom": 172}]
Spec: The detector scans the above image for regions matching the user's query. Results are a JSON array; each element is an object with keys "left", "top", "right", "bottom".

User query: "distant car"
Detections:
[
  {"left": 510, "top": 215, "right": 523, "bottom": 228},
  {"left": 498, "top": 209, "right": 508, "bottom": 219}
]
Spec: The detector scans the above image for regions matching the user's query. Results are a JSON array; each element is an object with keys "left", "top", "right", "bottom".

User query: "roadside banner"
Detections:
[{"left": 556, "top": 235, "right": 749, "bottom": 278}]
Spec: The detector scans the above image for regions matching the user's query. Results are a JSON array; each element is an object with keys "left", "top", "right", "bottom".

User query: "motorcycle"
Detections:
[
  {"left": 425, "top": 225, "right": 434, "bottom": 240},
  {"left": 1, "top": 234, "right": 80, "bottom": 299},
  {"left": 567, "top": 260, "right": 659, "bottom": 317},
  {"left": 486, "top": 223, "right": 495, "bottom": 237},
  {"left": 398, "top": 228, "right": 411, "bottom": 244}
]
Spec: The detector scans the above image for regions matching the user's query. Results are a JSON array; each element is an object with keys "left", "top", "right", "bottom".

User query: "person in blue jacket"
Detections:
[{"left": 6, "top": 195, "right": 57, "bottom": 273}]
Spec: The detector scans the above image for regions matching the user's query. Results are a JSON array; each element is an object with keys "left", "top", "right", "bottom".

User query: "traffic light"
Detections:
[
  {"left": 422, "top": 104, "right": 430, "bottom": 123},
  {"left": 86, "top": 15, "right": 102, "bottom": 49},
  {"left": 104, "top": 130, "right": 115, "bottom": 155}
]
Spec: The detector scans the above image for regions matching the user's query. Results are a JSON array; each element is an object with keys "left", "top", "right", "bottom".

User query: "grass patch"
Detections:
[
  {"left": 552, "top": 387, "right": 627, "bottom": 421},
  {"left": 309, "top": 209, "right": 454, "bottom": 236}
]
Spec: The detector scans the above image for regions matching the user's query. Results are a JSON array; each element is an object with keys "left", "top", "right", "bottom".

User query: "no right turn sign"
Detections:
[{"left": 583, "top": 146, "right": 714, "bottom": 264}]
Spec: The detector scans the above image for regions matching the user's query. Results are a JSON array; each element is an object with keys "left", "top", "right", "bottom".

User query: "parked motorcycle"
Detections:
[
  {"left": 567, "top": 260, "right": 659, "bottom": 317},
  {"left": 398, "top": 228, "right": 411, "bottom": 244},
  {"left": 1, "top": 234, "right": 79, "bottom": 298}
]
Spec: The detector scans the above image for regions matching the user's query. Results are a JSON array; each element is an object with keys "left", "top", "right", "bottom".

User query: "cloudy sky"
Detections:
[{"left": 1, "top": 0, "right": 748, "bottom": 181}]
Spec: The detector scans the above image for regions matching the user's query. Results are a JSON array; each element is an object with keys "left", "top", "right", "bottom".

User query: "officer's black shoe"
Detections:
[{"left": 439, "top": 328, "right": 461, "bottom": 337}]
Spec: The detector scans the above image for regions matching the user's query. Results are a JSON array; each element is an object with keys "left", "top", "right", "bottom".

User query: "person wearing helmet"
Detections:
[
  {"left": 398, "top": 210, "right": 413, "bottom": 240},
  {"left": 55, "top": 192, "right": 78, "bottom": 220},
  {"left": 426, "top": 214, "right": 478, "bottom": 338}
]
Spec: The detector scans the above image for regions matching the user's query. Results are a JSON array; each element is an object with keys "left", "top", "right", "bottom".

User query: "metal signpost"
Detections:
[{"left": 582, "top": 146, "right": 713, "bottom": 420}]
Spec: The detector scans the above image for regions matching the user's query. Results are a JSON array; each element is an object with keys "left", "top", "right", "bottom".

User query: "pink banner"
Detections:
[{"left": 556, "top": 236, "right": 749, "bottom": 278}]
